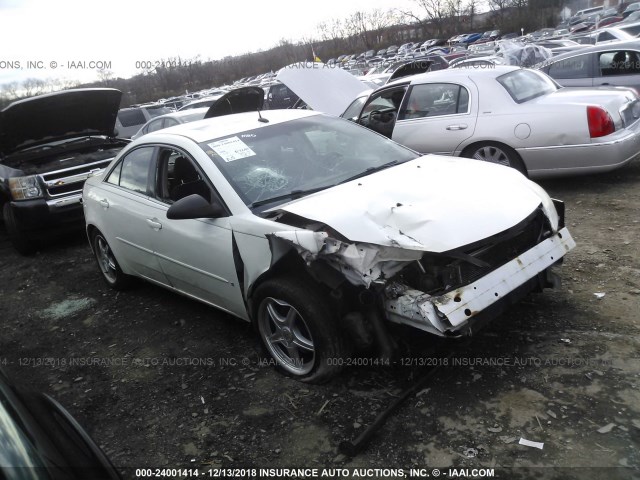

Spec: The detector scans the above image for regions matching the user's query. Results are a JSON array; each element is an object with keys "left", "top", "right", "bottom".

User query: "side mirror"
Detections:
[{"left": 166, "top": 194, "right": 226, "bottom": 220}]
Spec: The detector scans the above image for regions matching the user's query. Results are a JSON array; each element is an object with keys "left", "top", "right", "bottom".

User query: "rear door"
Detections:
[
  {"left": 594, "top": 48, "right": 640, "bottom": 90},
  {"left": 97, "top": 146, "right": 166, "bottom": 282},
  {"left": 544, "top": 52, "right": 595, "bottom": 87},
  {"left": 391, "top": 81, "right": 478, "bottom": 155}
]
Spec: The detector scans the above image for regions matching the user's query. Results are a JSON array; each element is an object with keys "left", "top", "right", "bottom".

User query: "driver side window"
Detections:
[
  {"left": 154, "top": 148, "right": 213, "bottom": 204},
  {"left": 358, "top": 87, "right": 407, "bottom": 138}
]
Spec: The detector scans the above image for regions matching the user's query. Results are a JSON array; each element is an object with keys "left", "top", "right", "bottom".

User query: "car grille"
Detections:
[
  {"left": 457, "top": 207, "right": 549, "bottom": 286},
  {"left": 395, "top": 206, "right": 552, "bottom": 296},
  {"left": 41, "top": 158, "right": 114, "bottom": 198}
]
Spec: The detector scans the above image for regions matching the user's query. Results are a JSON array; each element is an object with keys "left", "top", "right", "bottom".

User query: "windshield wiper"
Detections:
[
  {"left": 249, "top": 185, "right": 333, "bottom": 209},
  {"left": 339, "top": 160, "right": 399, "bottom": 185}
]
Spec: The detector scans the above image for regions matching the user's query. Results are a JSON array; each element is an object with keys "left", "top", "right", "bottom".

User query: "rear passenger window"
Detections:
[
  {"left": 108, "top": 147, "right": 154, "bottom": 195},
  {"left": 117, "top": 109, "right": 146, "bottom": 127},
  {"left": 599, "top": 50, "right": 640, "bottom": 76},
  {"left": 548, "top": 54, "right": 590, "bottom": 78},
  {"left": 146, "top": 119, "right": 165, "bottom": 133},
  {"left": 597, "top": 31, "right": 615, "bottom": 43},
  {"left": 105, "top": 161, "right": 122, "bottom": 185},
  {"left": 399, "top": 83, "right": 469, "bottom": 120}
]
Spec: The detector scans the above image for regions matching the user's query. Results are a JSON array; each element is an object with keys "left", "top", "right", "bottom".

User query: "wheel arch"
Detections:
[
  {"left": 86, "top": 224, "right": 99, "bottom": 252},
  {"left": 245, "top": 249, "right": 322, "bottom": 322}
]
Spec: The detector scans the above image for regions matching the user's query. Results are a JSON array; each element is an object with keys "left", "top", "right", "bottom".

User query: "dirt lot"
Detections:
[{"left": 1, "top": 161, "right": 639, "bottom": 480}]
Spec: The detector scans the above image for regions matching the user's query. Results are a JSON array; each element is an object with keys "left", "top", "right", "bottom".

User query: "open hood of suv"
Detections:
[{"left": 0, "top": 88, "right": 122, "bottom": 155}]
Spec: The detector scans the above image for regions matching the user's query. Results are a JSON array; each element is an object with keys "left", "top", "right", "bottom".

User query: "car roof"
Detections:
[
  {"left": 151, "top": 107, "right": 208, "bottom": 121},
  {"left": 142, "top": 109, "right": 320, "bottom": 143},
  {"left": 549, "top": 39, "right": 640, "bottom": 61},
  {"left": 385, "top": 65, "right": 520, "bottom": 87}
]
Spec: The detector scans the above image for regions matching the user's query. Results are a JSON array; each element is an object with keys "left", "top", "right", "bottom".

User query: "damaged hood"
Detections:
[
  {"left": 274, "top": 156, "right": 554, "bottom": 253},
  {"left": 277, "top": 63, "right": 370, "bottom": 116},
  {"left": 0, "top": 88, "right": 122, "bottom": 155}
]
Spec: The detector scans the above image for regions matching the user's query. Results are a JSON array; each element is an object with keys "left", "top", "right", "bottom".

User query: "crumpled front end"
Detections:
[{"left": 268, "top": 204, "right": 575, "bottom": 337}]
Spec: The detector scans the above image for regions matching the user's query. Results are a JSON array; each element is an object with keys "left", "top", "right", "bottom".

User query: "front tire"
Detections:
[
  {"left": 462, "top": 142, "right": 527, "bottom": 176},
  {"left": 253, "top": 277, "right": 347, "bottom": 384},
  {"left": 2, "top": 203, "right": 38, "bottom": 255},
  {"left": 91, "top": 230, "right": 131, "bottom": 290}
]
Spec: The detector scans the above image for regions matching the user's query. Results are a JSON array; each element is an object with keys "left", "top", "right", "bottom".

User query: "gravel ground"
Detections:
[{"left": 1, "top": 161, "right": 639, "bottom": 480}]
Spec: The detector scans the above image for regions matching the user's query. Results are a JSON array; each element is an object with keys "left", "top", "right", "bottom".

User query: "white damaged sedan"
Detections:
[{"left": 83, "top": 110, "right": 575, "bottom": 383}]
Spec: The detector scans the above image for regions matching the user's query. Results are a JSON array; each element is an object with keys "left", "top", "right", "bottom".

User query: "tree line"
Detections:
[{"left": 0, "top": 0, "right": 562, "bottom": 109}]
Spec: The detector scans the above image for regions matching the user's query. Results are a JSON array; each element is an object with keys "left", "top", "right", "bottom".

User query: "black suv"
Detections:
[{"left": 0, "top": 88, "right": 129, "bottom": 254}]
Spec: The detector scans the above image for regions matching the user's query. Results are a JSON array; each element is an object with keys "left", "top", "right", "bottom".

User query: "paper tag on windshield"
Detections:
[{"left": 208, "top": 136, "right": 256, "bottom": 162}]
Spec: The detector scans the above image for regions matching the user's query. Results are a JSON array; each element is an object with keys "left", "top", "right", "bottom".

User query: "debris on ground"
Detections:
[
  {"left": 597, "top": 423, "right": 616, "bottom": 434},
  {"left": 519, "top": 438, "right": 544, "bottom": 449}
]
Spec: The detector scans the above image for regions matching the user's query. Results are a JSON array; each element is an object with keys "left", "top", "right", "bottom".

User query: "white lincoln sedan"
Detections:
[{"left": 83, "top": 110, "right": 575, "bottom": 383}]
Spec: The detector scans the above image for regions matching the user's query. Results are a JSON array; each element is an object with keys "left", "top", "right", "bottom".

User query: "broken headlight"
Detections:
[
  {"left": 396, "top": 255, "right": 466, "bottom": 296},
  {"left": 8, "top": 175, "right": 43, "bottom": 200}
]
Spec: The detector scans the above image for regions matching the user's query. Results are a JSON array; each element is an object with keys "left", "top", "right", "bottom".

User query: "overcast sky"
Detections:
[{"left": 0, "top": 0, "right": 422, "bottom": 86}]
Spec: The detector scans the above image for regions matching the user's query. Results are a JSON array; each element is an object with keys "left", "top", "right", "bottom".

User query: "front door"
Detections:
[{"left": 149, "top": 146, "right": 246, "bottom": 317}]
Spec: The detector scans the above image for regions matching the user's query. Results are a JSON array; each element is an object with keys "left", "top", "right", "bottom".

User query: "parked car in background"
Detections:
[
  {"left": 131, "top": 108, "right": 209, "bottom": 140},
  {"left": 115, "top": 104, "right": 174, "bottom": 138},
  {"left": 358, "top": 67, "right": 640, "bottom": 177},
  {"left": 178, "top": 95, "right": 223, "bottom": 111},
  {"left": 595, "top": 15, "right": 625, "bottom": 28},
  {"left": 263, "top": 82, "right": 299, "bottom": 109},
  {"left": 83, "top": 109, "right": 575, "bottom": 383},
  {"left": 282, "top": 65, "right": 640, "bottom": 178},
  {"left": 613, "top": 20, "right": 640, "bottom": 35},
  {"left": 385, "top": 45, "right": 399, "bottom": 56},
  {"left": 0, "top": 368, "right": 121, "bottom": 479},
  {"left": 362, "top": 57, "right": 449, "bottom": 86},
  {"left": 620, "top": 10, "right": 640, "bottom": 23},
  {"left": 461, "top": 33, "right": 483, "bottom": 44},
  {"left": 0, "top": 88, "right": 129, "bottom": 254},
  {"left": 135, "top": 86, "right": 267, "bottom": 141},
  {"left": 450, "top": 56, "right": 506, "bottom": 68},
  {"left": 622, "top": 1, "right": 640, "bottom": 17},
  {"left": 568, "top": 5, "right": 605, "bottom": 25},
  {"left": 538, "top": 40, "right": 640, "bottom": 91}
]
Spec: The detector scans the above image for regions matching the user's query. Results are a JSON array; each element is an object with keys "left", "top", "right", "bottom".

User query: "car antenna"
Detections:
[{"left": 257, "top": 108, "right": 269, "bottom": 123}]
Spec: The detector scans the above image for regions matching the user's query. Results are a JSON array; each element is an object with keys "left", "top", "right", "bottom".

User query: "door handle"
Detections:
[
  {"left": 146, "top": 218, "right": 162, "bottom": 230},
  {"left": 446, "top": 124, "right": 468, "bottom": 130},
  {"left": 99, "top": 199, "right": 109, "bottom": 209},
  {"left": 600, "top": 82, "right": 610, "bottom": 86}
]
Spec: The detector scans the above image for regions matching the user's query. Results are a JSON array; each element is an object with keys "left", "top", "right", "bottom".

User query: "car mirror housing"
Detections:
[{"left": 166, "top": 194, "right": 226, "bottom": 220}]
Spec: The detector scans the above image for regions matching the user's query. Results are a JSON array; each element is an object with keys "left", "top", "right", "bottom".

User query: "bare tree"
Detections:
[
  {"left": 1, "top": 82, "right": 19, "bottom": 100},
  {"left": 465, "top": 0, "right": 479, "bottom": 29},
  {"left": 488, "top": 0, "right": 511, "bottom": 28},
  {"left": 397, "top": 0, "right": 450, "bottom": 36},
  {"left": 97, "top": 68, "right": 114, "bottom": 85}
]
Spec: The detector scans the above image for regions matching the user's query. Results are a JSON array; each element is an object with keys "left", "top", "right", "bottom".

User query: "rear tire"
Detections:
[
  {"left": 462, "top": 142, "right": 527, "bottom": 176},
  {"left": 253, "top": 276, "right": 348, "bottom": 384},
  {"left": 2, "top": 203, "right": 38, "bottom": 255},
  {"left": 91, "top": 230, "right": 132, "bottom": 290}
]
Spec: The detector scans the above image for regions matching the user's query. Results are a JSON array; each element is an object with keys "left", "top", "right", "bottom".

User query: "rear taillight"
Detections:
[{"left": 587, "top": 106, "right": 615, "bottom": 138}]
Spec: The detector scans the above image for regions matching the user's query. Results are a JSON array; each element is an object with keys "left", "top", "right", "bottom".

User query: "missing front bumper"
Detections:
[{"left": 384, "top": 227, "right": 576, "bottom": 336}]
